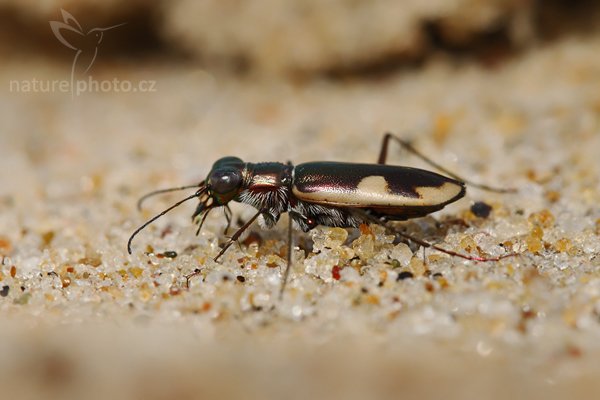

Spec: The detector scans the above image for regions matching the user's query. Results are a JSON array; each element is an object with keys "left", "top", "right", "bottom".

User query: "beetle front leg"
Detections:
[
  {"left": 215, "top": 208, "right": 265, "bottom": 261},
  {"left": 223, "top": 205, "right": 233, "bottom": 235},
  {"left": 186, "top": 208, "right": 265, "bottom": 288}
]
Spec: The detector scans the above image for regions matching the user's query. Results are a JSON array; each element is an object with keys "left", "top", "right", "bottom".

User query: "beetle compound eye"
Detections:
[{"left": 209, "top": 168, "right": 242, "bottom": 194}]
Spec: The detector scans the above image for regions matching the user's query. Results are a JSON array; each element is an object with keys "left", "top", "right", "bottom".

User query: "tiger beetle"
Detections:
[{"left": 127, "top": 133, "right": 516, "bottom": 297}]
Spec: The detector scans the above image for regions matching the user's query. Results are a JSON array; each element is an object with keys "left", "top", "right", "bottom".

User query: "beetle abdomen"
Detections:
[{"left": 292, "top": 162, "right": 465, "bottom": 208}]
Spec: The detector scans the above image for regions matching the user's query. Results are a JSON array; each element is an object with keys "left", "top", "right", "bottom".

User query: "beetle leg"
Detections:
[
  {"left": 214, "top": 209, "right": 265, "bottom": 261},
  {"left": 279, "top": 215, "right": 294, "bottom": 300},
  {"left": 394, "top": 229, "right": 516, "bottom": 262},
  {"left": 352, "top": 208, "right": 517, "bottom": 262},
  {"left": 378, "top": 133, "right": 515, "bottom": 193},
  {"left": 378, "top": 132, "right": 455, "bottom": 170},
  {"left": 185, "top": 209, "right": 265, "bottom": 288},
  {"left": 377, "top": 132, "right": 394, "bottom": 164},
  {"left": 184, "top": 268, "right": 202, "bottom": 288},
  {"left": 224, "top": 205, "right": 233, "bottom": 235}
]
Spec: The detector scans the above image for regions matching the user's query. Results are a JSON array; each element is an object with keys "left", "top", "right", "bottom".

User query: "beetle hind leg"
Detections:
[
  {"left": 352, "top": 208, "right": 517, "bottom": 263},
  {"left": 378, "top": 133, "right": 515, "bottom": 193},
  {"left": 393, "top": 229, "right": 516, "bottom": 262}
]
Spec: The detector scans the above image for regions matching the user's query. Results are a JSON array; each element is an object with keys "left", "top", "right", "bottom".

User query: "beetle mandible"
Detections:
[{"left": 127, "top": 133, "right": 515, "bottom": 294}]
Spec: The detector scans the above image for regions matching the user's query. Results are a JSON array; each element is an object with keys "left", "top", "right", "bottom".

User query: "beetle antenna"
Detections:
[
  {"left": 381, "top": 133, "right": 516, "bottom": 193},
  {"left": 128, "top": 188, "right": 205, "bottom": 254},
  {"left": 137, "top": 183, "right": 204, "bottom": 211}
]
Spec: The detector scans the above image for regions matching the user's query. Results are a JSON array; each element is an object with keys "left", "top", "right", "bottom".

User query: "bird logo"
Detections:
[{"left": 50, "top": 9, "right": 125, "bottom": 92}]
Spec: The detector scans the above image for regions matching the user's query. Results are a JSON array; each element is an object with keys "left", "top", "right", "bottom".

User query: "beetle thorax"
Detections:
[{"left": 236, "top": 162, "right": 293, "bottom": 228}]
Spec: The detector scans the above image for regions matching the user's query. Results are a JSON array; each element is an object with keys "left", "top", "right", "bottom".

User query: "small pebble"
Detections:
[
  {"left": 129, "top": 267, "right": 143, "bottom": 279},
  {"left": 471, "top": 201, "right": 492, "bottom": 218},
  {"left": 389, "top": 243, "right": 413, "bottom": 267},
  {"left": 163, "top": 251, "right": 178, "bottom": 259},
  {"left": 332, "top": 265, "right": 341, "bottom": 280},
  {"left": 0, "top": 236, "right": 12, "bottom": 254},
  {"left": 397, "top": 271, "right": 414, "bottom": 281},
  {"left": 242, "top": 232, "right": 262, "bottom": 247},
  {"left": 312, "top": 227, "right": 348, "bottom": 252},
  {"left": 14, "top": 293, "right": 30, "bottom": 305},
  {"left": 529, "top": 210, "right": 555, "bottom": 228}
]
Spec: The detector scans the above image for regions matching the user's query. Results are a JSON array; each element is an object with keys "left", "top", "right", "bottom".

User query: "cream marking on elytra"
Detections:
[
  {"left": 415, "top": 183, "right": 463, "bottom": 206},
  {"left": 294, "top": 176, "right": 462, "bottom": 207}
]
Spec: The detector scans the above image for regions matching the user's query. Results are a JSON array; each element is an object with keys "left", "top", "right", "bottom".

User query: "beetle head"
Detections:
[
  {"left": 127, "top": 157, "right": 246, "bottom": 254},
  {"left": 192, "top": 157, "right": 245, "bottom": 221}
]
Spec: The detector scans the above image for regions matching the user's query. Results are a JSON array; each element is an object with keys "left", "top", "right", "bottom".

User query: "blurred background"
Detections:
[
  {"left": 2, "top": 0, "right": 600, "bottom": 77},
  {"left": 1, "top": 1, "right": 600, "bottom": 400}
]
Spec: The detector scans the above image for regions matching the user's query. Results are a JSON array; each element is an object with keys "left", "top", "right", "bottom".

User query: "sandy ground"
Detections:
[{"left": 1, "top": 35, "right": 600, "bottom": 399}]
